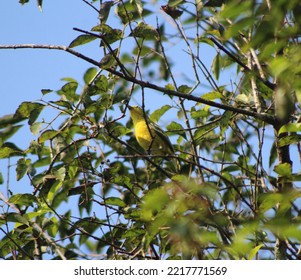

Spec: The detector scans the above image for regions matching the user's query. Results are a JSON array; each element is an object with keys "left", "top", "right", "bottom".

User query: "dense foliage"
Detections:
[{"left": 1, "top": 0, "right": 301, "bottom": 259}]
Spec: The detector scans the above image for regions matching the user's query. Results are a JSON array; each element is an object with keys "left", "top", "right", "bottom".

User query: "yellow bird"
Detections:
[{"left": 128, "top": 105, "right": 175, "bottom": 156}]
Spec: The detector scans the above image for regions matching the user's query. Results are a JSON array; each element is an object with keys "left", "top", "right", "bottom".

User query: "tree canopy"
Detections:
[{"left": 1, "top": 0, "right": 301, "bottom": 259}]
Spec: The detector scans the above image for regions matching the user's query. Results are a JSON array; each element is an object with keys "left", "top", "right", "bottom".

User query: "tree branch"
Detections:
[{"left": 0, "top": 44, "right": 276, "bottom": 125}]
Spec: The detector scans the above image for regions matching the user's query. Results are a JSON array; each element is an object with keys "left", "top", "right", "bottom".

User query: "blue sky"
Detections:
[{"left": 1, "top": 0, "right": 98, "bottom": 116}]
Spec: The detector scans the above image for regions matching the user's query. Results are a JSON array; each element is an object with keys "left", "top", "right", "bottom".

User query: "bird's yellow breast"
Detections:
[{"left": 134, "top": 120, "right": 165, "bottom": 155}]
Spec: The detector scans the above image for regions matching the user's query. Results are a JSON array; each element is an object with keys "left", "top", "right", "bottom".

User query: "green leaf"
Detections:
[
  {"left": 150, "top": 105, "right": 171, "bottom": 123},
  {"left": 212, "top": 53, "right": 221, "bottom": 80},
  {"left": 68, "top": 164, "right": 79, "bottom": 179},
  {"left": 131, "top": 0, "right": 143, "bottom": 18},
  {"left": 196, "top": 36, "right": 215, "bottom": 46},
  {"left": 69, "top": 35, "right": 97, "bottom": 48},
  {"left": 141, "top": 188, "right": 170, "bottom": 221},
  {"left": 274, "top": 163, "right": 292, "bottom": 177},
  {"left": 191, "top": 108, "right": 210, "bottom": 119},
  {"left": 0, "top": 125, "right": 23, "bottom": 142},
  {"left": 116, "top": 3, "right": 133, "bottom": 24},
  {"left": 278, "top": 123, "right": 301, "bottom": 134},
  {"left": 168, "top": 0, "right": 185, "bottom": 7},
  {"left": 30, "top": 122, "right": 42, "bottom": 136},
  {"left": 165, "top": 83, "right": 175, "bottom": 91},
  {"left": 94, "top": 75, "right": 109, "bottom": 93},
  {"left": 38, "top": 130, "right": 59, "bottom": 144},
  {"left": 19, "top": 0, "right": 29, "bottom": 4},
  {"left": 97, "top": 26, "right": 123, "bottom": 45},
  {"left": 105, "top": 197, "right": 126, "bottom": 207},
  {"left": 122, "top": 228, "right": 144, "bottom": 239},
  {"left": 6, "top": 213, "right": 29, "bottom": 226},
  {"left": 8, "top": 193, "right": 38, "bottom": 207},
  {"left": 47, "top": 180, "right": 63, "bottom": 203},
  {"left": 220, "top": 110, "right": 233, "bottom": 135},
  {"left": 54, "top": 167, "right": 66, "bottom": 181},
  {"left": 129, "top": 22, "right": 158, "bottom": 40},
  {"left": 84, "top": 67, "right": 97, "bottom": 85},
  {"left": 219, "top": 1, "right": 251, "bottom": 20},
  {"left": 194, "top": 122, "right": 220, "bottom": 146},
  {"left": 166, "top": 121, "right": 186, "bottom": 139},
  {"left": 178, "top": 84, "right": 192, "bottom": 94},
  {"left": 98, "top": 1, "right": 115, "bottom": 23},
  {"left": 0, "top": 142, "right": 24, "bottom": 159},
  {"left": 112, "top": 125, "right": 131, "bottom": 137},
  {"left": 46, "top": 217, "right": 59, "bottom": 238},
  {"left": 16, "top": 158, "right": 32, "bottom": 181},
  {"left": 132, "top": 45, "right": 152, "bottom": 56},
  {"left": 115, "top": 3, "right": 152, "bottom": 24},
  {"left": 14, "top": 102, "right": 45, "bottom": 125},
  {"left": 58, "top": 81, "right": 79, "bottom": 101},
  {"left": 201, "top": 91, "right": 223, "bottom": 101},
  {"left": 112, "top": 175, "right": 133, "bottom": 190},
  {"left": 247, "top": 244, "right": 263, "bottom": 260},
  {"left": 41, "top": 89, "right": 53, "bottom": 95},
  {"left": 225, "top": 17, "right": 254, "bottom": 40},
  {"left": 99, "top": 49, "right": 119, "bottom": 69},
  {"left": 279, "top": 134, "right": 301, "bottom": 147},
  {"left": 0, "top": 114, "right": 24, "bottom": 129},
  {"left": 269, "top": 141, "right": 277, "bottom": 167},
  {"left": 50, "top": 100, "right": 74, "bottom": 110}
]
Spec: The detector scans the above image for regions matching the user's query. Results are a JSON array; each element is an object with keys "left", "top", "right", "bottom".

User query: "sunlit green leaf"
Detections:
[
  {"left": 6, "top": 213, "right": 29, "bottom": 226},
  {"left": 278, "top": 134, "right": 301, "bottom": 147},
  {"left": 201, "top": 91, "right": 223, "bottom": 101},
  {"left": 273, "top": 163, "right": 292, "bottom": 177},
  {"left": 105, "top": 197, "right": 127, "bottom": 207},
  {"left": 8, "top": 193, "right": 38, "bottom": 207},
  {"left": 165, "top": 83, "right": 175, "bottom": 91},
  {"left": 141, "top": 188, "right": 170, "bottom": 221},
  {"left": 69, "top": 35, "right": 97, "bottom": 48},
  {"left": 84, "top": 67, "right": 97, "bottom": 85},
  {"left": 212, "top": 53, "right": 221, "bottom": 80},
  {"left": 166, "top": 121, "right": 186, "bottom": 139},
  {"left": 131, "top": 0, "right": 143, "bottom": 18},
  {"left": 247, "top": 244, "right": 264, "bottom": 260},
  {"left": 99, "top": 1, "right": 115, "bottom": 23},
  {"left": 129, "top": 22, "right": 158, "bottom": 40},
  {"left": 16, "top": 158, "right": 32, "bottom": 181},
  {"left": 38, "top": 130, "right": 59, "bottom": 144},
  {"left": 194, "top": 122, "right": 220, "bottom": 146},
  {"left": 14, "top": 102, "right": 45, "bottom": 125},
  {"left": 46, "top": 217, "right": 59, "bottom": 238},
  {"left": 178, "top": 85, "right": 192, "bottom": 94},
  {"left": 150, "top": 105, "right": 171, "bottom": 123},
  {"left": 279, "top": 123, "right": 301, "bottom": 134},
  {"left": 0, "top": 142, "right": 24, "bottom": 158},
  {"left": 58, "top": 81, "right": 79, "bottom": 101},
  {"left": 93, "top": 75, "right": 109, "bottom": 94},
  {"left": 30, "top": 122, "right": 42, "bottom": 136},
  {"left": 168, "top": 0, "right": 185, "bottom": 7}
]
